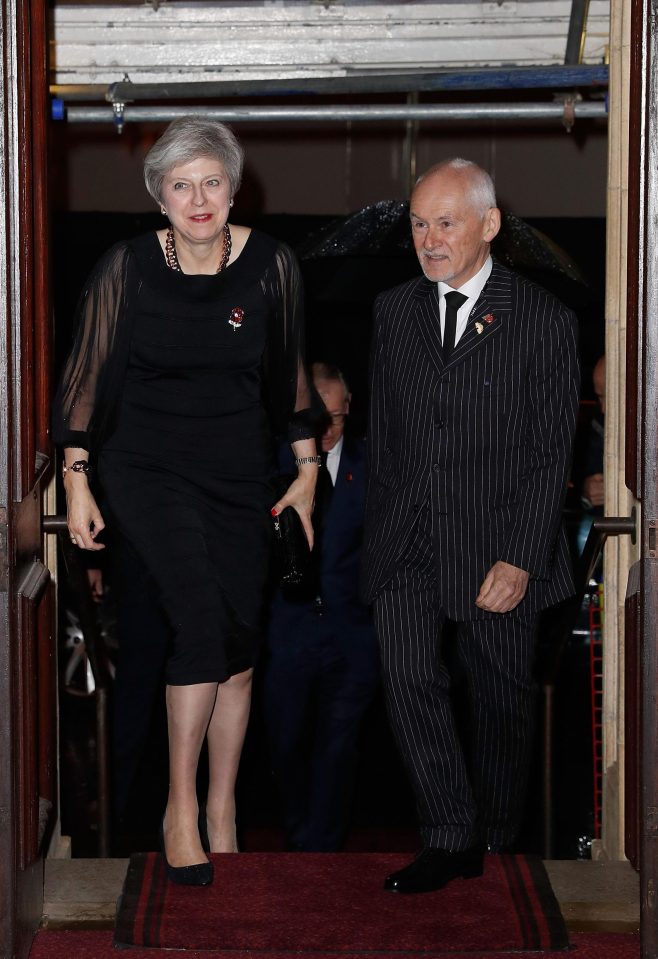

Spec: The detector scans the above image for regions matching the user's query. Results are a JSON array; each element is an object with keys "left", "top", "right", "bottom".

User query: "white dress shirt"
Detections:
[
  {"left": 325, "top": 435, "right": 343, "bottom": 485},
  {"left": 437, "top": 256, "right": 493, "bottom": 347}
]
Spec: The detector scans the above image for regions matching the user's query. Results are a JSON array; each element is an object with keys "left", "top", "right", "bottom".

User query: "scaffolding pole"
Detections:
[{"left": 55, "top": 101, "right": 608, "bottom": 126}]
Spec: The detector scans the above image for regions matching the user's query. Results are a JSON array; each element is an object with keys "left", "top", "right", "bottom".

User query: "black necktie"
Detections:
[{"left": 442, "top": 290, "right": 468, "bottom": 363}]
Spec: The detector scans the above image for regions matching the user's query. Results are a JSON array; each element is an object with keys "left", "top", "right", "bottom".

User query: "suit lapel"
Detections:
[
  {"left": 445, "top": 260, "right": 513, "bottom": 369},
  {"left": 322, "top": 439, "right": 355, "bottom": 561},
  {"left": 410, "top": 260, "right": 515, "bottom": 375},
  {"left": 411, "top": 278, "right": 445, "bottom": 376}
]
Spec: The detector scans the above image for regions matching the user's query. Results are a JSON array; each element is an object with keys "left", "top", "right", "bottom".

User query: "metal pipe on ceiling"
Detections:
[
  {"left": 49, "top": 66, "right": 609, "bottom": 105},
  {"left": 565, "top": 0, "right": 592, "bottom": 65},
  {"left": 57, "top": 101, "right": 608, "bottom": 126},
  {"left": 86, "top": 65, "right": 609, "bottom": 103}
]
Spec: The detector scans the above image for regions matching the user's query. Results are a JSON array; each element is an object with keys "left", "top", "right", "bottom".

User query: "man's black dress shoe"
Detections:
[
  {"left": 486, "top": 842, "right": 513, "bottom": 854},
  {"left": 159, "top": 819, "right": 214, "bottom": 887},
  {"left": 384, "top": 845, "right": 484, "bottom": 894}
]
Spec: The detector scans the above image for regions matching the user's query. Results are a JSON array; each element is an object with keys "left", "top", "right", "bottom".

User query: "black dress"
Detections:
[{"left": 54, "top": 229, "right": 315, "bottom": 685}]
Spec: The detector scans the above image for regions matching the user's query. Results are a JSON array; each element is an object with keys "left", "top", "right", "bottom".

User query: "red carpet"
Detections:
[
  {"left": 30, "top": 930, "right": 639, "bottom": 958},
  {"left": 113, "top": 852, "right": 568, "bottom": 952}
]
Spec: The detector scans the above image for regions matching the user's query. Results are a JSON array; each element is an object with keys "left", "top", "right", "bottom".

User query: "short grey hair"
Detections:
[
  {"left": 143, "top": 116, "right": 244, "bottom": 204},
  {"left": 311, "top": 361, "right": 350, "bottom": 398},
  {"left": 414, "top": 158, "right": 497, "bottom": 214}
]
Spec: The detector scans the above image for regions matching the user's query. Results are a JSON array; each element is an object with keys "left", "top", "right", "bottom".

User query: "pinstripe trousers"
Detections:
[{"left": 373, "top": 506, "right": 538, "bottom": 852}]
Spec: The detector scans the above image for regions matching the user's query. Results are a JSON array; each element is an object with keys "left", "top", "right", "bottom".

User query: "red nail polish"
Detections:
[{"left": 270, "top": 507, "right": 278, "bottom": 516}]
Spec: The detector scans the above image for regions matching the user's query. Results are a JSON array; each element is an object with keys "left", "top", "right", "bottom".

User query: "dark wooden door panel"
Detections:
[
  {"left": 630, "top": 0, "right": 658, "bottom": 955},
  {"left": 0, "top": 1, "right": 54, "bottom": 957},
  {"left": 624, "top": 562, "right": 641, "bottom": 870}
]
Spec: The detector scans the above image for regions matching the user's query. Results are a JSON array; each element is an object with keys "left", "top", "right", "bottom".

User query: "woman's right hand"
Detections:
[{"left": 65, "top": 477, "right": 106, "bottom": 551}]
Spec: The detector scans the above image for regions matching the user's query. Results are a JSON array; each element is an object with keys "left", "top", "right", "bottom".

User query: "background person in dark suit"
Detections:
[
  {"left": 362, "top": 159, "right": 580, "bottom": 893},
  {"left": 581, "top": 354, "right": 605, "bottom": 511},
  {"left": 574, "top": 354, "right": 605, "bottom": 554},
  {"left": 264, "top": 362, "right": 380, "bottom": 851}
]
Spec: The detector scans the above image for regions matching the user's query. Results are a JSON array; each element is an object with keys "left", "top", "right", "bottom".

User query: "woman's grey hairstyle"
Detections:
[
  {"left": 143, "top": 116, "right": 244, "bottom": 204},
  {"left": 415, "top": 158, "right": 497, "bottom": 215}
]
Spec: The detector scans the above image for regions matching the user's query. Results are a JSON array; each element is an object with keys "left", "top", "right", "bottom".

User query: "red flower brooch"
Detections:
[
  {"left": 476, "top": 313, "right": 495, "bottom": 335},
  {"left": 228, "top": 306, "right": 244, "bottom": 332}
]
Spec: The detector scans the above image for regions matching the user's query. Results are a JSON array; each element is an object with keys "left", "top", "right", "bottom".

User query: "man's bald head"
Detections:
[{"left": 412, "top": 159, "right": 497, "bottom": 216}]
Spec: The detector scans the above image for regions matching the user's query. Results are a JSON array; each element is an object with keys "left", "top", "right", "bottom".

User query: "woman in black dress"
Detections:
[{"left": 54, "top": 117, "right": 319, "bottom": 886}]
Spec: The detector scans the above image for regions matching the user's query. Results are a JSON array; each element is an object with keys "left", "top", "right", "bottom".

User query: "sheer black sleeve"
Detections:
[
  {"left": 260, "top": 241, "right": 322, "bottom": 442},
  {"left": 52, "top": 242, "right": 136, "bottom": 454}
]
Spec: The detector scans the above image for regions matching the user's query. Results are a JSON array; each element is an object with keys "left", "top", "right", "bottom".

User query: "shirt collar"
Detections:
[
  {"left": 438, "top": 255, "right": 493, "bottom": 304},
  {"left": 326, "top": 435, "right": 343, "bottom": 463}
]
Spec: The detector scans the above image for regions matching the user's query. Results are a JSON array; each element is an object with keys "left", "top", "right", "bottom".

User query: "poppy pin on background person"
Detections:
[
  {"left": 484, "top": 313, "right": 495, "bottom": 324},
  {"left": 475, "top": 321, "right": 484, "bottom": 335},
  {"left": 229, "top": 306, "right": 244, "bottom": 331},
  {"left": 346, "top": 472, "right": 353, "bottom": 482}
]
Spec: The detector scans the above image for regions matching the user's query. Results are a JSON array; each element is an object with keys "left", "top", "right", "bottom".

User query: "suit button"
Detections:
[
  {"left": 434, "top": 420, "right": 445, "bottom": 428},
  {"left": 432, "top": 464, "right": 440, "bottom": 473}
]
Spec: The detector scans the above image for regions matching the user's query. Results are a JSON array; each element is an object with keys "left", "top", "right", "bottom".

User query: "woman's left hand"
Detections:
[{"left": 271, "top": 469, "right": 317, "bottom": 550}]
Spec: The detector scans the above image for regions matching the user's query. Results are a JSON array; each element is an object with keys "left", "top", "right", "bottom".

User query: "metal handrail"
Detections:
[
  {"left": 542, "top": 512, "right": 636, "bottom": 859},
  {"left": 42, "top": 513, "right": 111, "bottom": 856}
]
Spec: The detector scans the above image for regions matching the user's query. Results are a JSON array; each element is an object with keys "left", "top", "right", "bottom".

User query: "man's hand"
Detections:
[
  {"left": 582, "top": 473, "right": 604, "bottom": 508},
  {"left": 86, "top": 568, "right": 104, "bottom": 603},
  {"left": 475, "top": 561, "right": 530, "bottom": 613}
]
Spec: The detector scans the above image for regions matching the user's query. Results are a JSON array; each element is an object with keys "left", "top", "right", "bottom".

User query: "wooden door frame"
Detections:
[
  {"left": 0, "top": 1, "right": 54, "bottom": 958},
  {"left": 628, "top": 0, "right": 658, "bottom": 955}
]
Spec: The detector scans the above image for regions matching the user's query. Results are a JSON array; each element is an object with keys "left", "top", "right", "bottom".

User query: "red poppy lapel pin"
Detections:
[
  {"left": 228, "top": 306, "right": 244, "bottom": 332},
  {"left": 346, "top": 472, "right": 353, "bottom": 483},
  {"left": 475, "top": 313, "right": 495, "bottom": 335}
]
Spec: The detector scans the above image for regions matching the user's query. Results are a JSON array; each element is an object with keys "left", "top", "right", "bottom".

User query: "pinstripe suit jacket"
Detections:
[{"left": 361, "top": 259, "right": 580, "bottom": 619}]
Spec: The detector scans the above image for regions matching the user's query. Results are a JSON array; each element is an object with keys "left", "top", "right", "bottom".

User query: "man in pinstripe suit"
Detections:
[{"left": 362, "top": 159, "right": 579, "bottom": 893}]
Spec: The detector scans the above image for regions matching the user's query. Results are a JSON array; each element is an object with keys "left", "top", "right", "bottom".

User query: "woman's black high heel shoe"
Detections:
[{"left": 159, "top": 818, "right": 214, "bottom": 887}]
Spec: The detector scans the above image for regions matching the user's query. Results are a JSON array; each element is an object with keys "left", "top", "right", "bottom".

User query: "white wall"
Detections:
[{"left": 52, "top": 1, "right": 610, "bottom": 85}]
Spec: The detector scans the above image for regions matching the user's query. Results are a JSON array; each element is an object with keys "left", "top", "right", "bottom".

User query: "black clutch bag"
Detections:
[{"left": 271, "top": 475, "right": 311, "bottom": 588}]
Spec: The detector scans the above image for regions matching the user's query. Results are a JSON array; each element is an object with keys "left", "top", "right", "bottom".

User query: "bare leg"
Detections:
[
  {"left": 163, "top": 681, "right": 218, "bottom": 867},
  {"left": 205, "top": 667, "right": 253, "bottom": 852}
]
